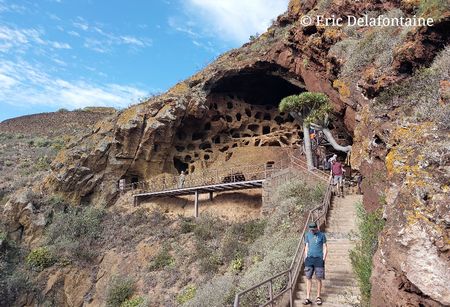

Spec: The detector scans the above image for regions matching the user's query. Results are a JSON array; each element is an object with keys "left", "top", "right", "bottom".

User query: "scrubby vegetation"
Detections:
[
  {"left": 148, "top": 244, "right": 175, "bottom": 271},
  {"left": 350, "top": 202, "right": 385, "bottom": 306},
  {"left": 418, "top": 0, "right": 449, "bottom": 20},
  {"left": 45, "top": 206, "right": 105, "bottom": 262},
  {"left": 107, "top": 276, "right": 136, "bottom": 307},
  {"left": 376, "top": 46, "right": 450, "bottom": 129},
  {"left": 185, "top": 179, "right": 325, "bottom": 306},
  {"left": 331, "top": 10, "right": 410, "bottom": 80},
  {"left": 26, "top": 247, "right": 56, "bottom": 271}
]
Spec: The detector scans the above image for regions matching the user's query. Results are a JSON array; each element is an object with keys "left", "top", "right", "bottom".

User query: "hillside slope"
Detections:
[{"left": 1, "top": 0, "right": 449, "bottom": 306}]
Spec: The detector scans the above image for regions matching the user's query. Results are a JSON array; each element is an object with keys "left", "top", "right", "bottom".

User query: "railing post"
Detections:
[
  {"left": 234, "top": 294, "right": 239, "bottom": 307},
  {"left": 289, "top": 270, "right": 293, "bottom": 307},
  {"left": 194, "top": 190, "right": 199, "bottom": 218},
  {"left": 269, "top": 280, "right": 273, "bottom": 306}
]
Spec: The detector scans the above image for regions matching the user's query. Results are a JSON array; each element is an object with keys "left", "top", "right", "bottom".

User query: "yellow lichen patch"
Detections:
[
  {"left": 169, "top": 81, "right": 189, "bottom": 95},
  {"left": 288, "top": 0, "right": 301, "bottom": 15},
  {"left": 333, "top": 79, "right": 351, "bottom": 98},
  {"left": 323, "top": 27, "right": 341, "bottom": 42}
]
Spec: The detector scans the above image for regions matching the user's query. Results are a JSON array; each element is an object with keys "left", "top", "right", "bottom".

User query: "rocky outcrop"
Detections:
[{"left": 11, "top": 0, "right": 450, "bottom": 305}]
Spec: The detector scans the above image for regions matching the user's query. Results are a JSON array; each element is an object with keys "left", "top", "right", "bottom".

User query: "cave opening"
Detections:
[
  {"left": 209, "top": 70, "right": 305, "bottom": 107},
  {"left": 173, "top": 157, "right": 188, "bottom": 173}
]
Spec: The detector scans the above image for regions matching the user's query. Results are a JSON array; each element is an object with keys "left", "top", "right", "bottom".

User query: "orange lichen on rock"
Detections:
[{"left": 332, "top": 79, "right": 351, "bottom": 98}]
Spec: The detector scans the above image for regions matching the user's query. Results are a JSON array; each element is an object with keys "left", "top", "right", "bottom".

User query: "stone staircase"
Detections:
[{"left": 294, "top": 194, "right": 362, "bottom": 307}]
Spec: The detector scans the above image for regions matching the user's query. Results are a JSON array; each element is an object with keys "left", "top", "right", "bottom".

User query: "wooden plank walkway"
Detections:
[{"left": 133, "top": 179, "right": 264, "bottom": 216}]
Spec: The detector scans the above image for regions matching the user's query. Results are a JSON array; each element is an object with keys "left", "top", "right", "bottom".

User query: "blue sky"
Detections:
[{"left": 0, "top": 0, "right": 288, "bottom": 121}]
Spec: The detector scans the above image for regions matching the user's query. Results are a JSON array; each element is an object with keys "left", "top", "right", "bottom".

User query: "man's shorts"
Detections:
[
  {"left": 333, "top": 175, "right": 343, "bottom": 186},
  {"left": 304, "top": 257, "right": 325, "bottom": 280}
]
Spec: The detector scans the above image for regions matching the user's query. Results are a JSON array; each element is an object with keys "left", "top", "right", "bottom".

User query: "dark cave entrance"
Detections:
[
  {"left": 173, "top": 157, "right": 189, "bottom": 174},
  {"left": 209, "top": 70, "right": 305, "bottom": 107},
  {"left": 170, "top": 67, "right": 308, "bottom": 174}
]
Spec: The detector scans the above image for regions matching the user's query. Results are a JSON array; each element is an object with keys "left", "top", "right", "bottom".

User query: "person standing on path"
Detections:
[
  {"left": 178, "top": 171, "right": 186, "bottom": 188},
  {"left": 303, "top": 222, "right": 327, "bottom": 305},
  {"left": 331, "top": 159, "right": 345, "bottom": 197}
]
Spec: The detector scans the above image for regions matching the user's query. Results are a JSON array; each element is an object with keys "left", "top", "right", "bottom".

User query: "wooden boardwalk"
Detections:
[{"left": 128, "top": 153, "right": 328, "bottom": 217}]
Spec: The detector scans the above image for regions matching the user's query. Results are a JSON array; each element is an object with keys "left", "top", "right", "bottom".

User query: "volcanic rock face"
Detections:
[{"left": 37, "top": 0, "right": 450, "bottom": 305}]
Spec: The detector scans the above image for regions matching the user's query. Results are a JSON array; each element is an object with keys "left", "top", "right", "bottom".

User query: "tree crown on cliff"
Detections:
[{"left": 279, "top": 92, "right": 331, "bottom": 125}]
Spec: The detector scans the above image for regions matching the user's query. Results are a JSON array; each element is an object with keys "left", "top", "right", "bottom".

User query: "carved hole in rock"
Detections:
[
  {"left": 248, "top": 124, "right": 260, "bottom": 133},
  {"left": 184, "top": 155, "right": 192, "bottom": 162},
  {"left": 199, "top": 142, "right": 212, "bottom": 150},
  {"left": 177, "top": 131, "right": 187, "bottom": 140},
  {"left": 154, "top": 144, "right": 160, "bottom": 152},
  {"left": 187, "top": 144, "right": 195, "bottom": 150},
  {"left": 166, "top": 67, "right": 340, "bottom": 173},
  {"left": 280, "top": 136, "right": 289, "bottom": 145},
  {"left": 192, "top": 132, "right": 205, "bottom": 141},
  {"left": 190, "top": 165, "right": 195, "bottom": 173},
  {"left": 219, "top": 145, "right": 229, "bottom": 152},
  {"left": 274, "top": 116, "right": 284, "bottom": 125},
  {"left": 211, "top": 115, "right": 222, "bottom": 121},
  {"left": 225, "top": 152, "right": 233, "bottom": 161},
  {"left": 173, "top": 157, "right": 188, "bottom": 173}
]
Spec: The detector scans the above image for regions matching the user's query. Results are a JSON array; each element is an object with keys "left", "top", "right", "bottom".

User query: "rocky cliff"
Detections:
[{"left": 2, "top": 0, "right": 450, "bottom": 306}]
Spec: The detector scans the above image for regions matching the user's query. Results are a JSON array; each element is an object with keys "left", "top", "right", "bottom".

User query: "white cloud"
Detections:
[
  {"left": 0, "top": 59, "right": 148, "bottom": 110},
  {"left": 0, "top": 25, "right": 71, "bottom": 52},
  {"left": 181, "top": 0, "right": 288, "bottom": 43},
  {"left": 71, "top": 17, "right": 151, "bottom": 53}
]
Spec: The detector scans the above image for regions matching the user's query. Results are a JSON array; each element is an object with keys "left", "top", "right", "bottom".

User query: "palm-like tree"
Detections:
[{"left": 280, "top": 92, "right": 351, "bottom": 170}]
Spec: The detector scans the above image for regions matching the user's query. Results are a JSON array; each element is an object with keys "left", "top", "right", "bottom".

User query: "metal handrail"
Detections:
[
  {"left": 124, "top": 154, "right": 300, "bottom": 194},
  {"left": 234, "top": 174, "right": 333, "bottom": 307}
]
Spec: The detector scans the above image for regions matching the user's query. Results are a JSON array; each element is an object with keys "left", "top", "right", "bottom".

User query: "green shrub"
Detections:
[
  {"left": 148, "top": 244, "right": 174, "bottom": 271},
  {"left": 176, "top": 285, "right": 196, "bottom": 304},
  {"left": 376, "top": 46, "right": 450, "bottom": 129},
  {"left": 349, "top": 202, "right": 385, "bottom": 305},
  {"left": 51, "top": 138, "right": 66, "bottom": 151},
  {"left": 185, "top": 275, "right": 236, "bottom": 307},
  {"left": 179, "top": 216, "right": 196, "bottom": 233},
  {"left": 46, "top": 206, "right": 105, "bottom": 261},
  {"left": 193, "top": 214, "right": 223, "bottom": 241},
  {"left": 26, "top": 247, "right": 55, "bottom": 270},
  {"left": 230, "top": 256, "right": 244, "bottom": 272},
  {"left": 35, "top": 156, "right": 51, "bottom": 171},
  {"left": 120, "top": 296, "right": 147, "bottom": 307},
  {"left": 418, "top": 0, "right": 449, "bottom": 19},
  {"left": 106, "top": 276, "right": 136, "bottom": 307},
  {"left": 32, "top": 137, "right": 51, "bottom": 147}
]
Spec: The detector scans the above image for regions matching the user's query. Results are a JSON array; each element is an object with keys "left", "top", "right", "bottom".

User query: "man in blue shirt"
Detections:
[{"left": 303, "top": 222, "right": 327, "bottom": 305}]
